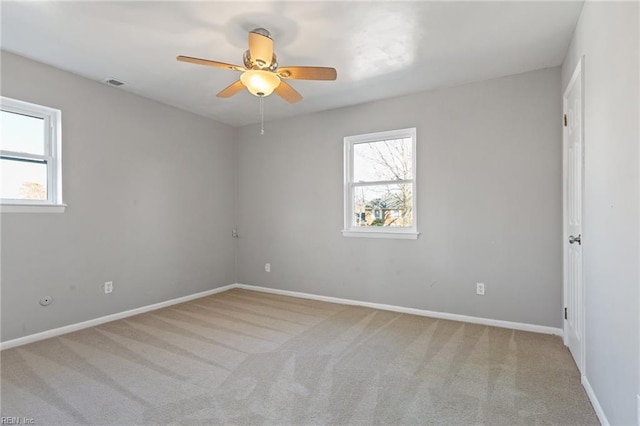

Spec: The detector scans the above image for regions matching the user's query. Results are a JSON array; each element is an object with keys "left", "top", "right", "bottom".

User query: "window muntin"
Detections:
[
  {"left": 0, "top": 97, "right": 62, "bottom": 208},
  {"left": 344, "top": 128, "right": 418, "bottom": 238}
]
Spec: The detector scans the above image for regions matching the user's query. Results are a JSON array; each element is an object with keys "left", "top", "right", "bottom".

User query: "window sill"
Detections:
[
  {"left": 1, "top": 203, "right": 67, "bottom": 213},
  {"left": 341, "top": 230, "right": 420, "bottom": 240}
]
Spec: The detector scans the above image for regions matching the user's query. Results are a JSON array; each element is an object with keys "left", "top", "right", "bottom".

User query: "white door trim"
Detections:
[{"left": 562, "top": 55, "right": 586, "bottom": 374}]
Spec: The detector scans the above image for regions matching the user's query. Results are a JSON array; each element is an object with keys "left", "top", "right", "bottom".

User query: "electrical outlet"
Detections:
[
  {"left": 476, "top": 282, "right": 485, "bottom": 296},
  {"left": 104, "top": 281, "right": 113, "bottom": 294},
  {"left": 265, "top": 263, "right": 271, "bottom": 272}
]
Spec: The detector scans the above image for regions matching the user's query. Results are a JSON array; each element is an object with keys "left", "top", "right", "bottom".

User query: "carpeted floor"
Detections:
[{"left": 1, "top": 288, "right": 597, "bottom": 425}]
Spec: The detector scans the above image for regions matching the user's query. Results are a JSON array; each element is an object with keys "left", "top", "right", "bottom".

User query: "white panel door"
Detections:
[{"left": 563, "top": 59, "right": 584, "bottom": 372}]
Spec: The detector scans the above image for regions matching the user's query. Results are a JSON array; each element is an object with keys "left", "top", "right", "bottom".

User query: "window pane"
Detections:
[
  {"left": 0, "top": 158, "right": 48, "bottom": 200},
  {"left": 1, "top": 110, "right": 45, "bottom": 155},
  {"left": 353, "top": 183, "right": 413, "bottom": 227},
  {"left": 353, "top": 138, "right": 412, "bottom": 182}
]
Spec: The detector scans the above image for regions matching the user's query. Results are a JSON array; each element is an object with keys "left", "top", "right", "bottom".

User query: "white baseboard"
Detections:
[
  {"left": 0, "top": 284, "right": 236, "bottom": 351},
  {"left": 1, "top": 282, "right": 563, "bottom": 351},
  {"left": 235, "top": 284, "right": 563, "bottom": 337},
  {"left": 582, "top": 375, "right": 609, "bottom": 426}
]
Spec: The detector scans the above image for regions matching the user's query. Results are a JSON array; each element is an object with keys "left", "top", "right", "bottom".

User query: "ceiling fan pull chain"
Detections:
[{"left": 260, "top": 96, "right": 265, "bottom": 135}]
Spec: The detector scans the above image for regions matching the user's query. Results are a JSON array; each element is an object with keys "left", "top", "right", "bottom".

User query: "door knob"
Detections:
[{"left": 569, "top": 234, "right": 581, "bottom": 245}]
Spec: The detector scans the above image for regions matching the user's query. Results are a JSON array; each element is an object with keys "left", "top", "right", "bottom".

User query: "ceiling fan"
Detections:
[{"left": 177, "top": 28, "right": 337, "bottom": 104}]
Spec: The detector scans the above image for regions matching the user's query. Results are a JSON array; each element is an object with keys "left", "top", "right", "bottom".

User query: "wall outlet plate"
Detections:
[
  {"left": 476, "top": 282, "right": 485, "bottom": 296},
  {"left": 104, "top": 281, "right": 113, "bottom": 294},
  {"left": 265, "top": 263, "right": 271, "bottom": 273}
]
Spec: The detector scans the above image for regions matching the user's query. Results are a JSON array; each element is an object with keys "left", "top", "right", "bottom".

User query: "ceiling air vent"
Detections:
[{"left": 103, "top": 78, "right": 124, "bottom": 87}]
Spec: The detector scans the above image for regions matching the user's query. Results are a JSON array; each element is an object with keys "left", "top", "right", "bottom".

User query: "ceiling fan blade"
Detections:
[
  {"left": 248, "top": 31, "right": 274, "bottom": 67},
  {"left": 274, "top": 81, "right": 303, "bottom": 104},
  {"left": 177, "top": 55, "right": 245, "bottom": 72},
  {"left": 277, "top": 66, "right": 337, "bottom": 80},
  {"left": 216, "top": 80, "right": 246, "bottom": 98}
]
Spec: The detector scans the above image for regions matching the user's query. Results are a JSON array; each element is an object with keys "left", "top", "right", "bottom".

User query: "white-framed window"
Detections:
[
  {"left": 1, "top": 96, "right": 65, "bottom": 213},
  {"left": 343, "top": 127, "right": 418, "bottom": 239}
]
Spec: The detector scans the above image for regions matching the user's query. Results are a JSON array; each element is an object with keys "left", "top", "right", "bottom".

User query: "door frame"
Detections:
[{"left": 562, "top": 55, "right": 586, "bottom": 374}]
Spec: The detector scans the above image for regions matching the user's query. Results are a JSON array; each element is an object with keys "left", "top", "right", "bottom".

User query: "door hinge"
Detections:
[
  {"left": 563, "top": 114, "right": 567, "bottom": 127},
  {"left": 564, "top": 307, "right": 568, "bottom": 320}
]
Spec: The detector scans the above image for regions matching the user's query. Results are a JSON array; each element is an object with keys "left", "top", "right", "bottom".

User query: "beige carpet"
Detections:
[{"left": 1, "top": 288, "right": 597, "bottom": 425}]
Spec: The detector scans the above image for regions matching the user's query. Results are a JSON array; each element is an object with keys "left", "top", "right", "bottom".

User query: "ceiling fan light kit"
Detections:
[{"left": 240, "top": 69, "right": 280, "bottom": 97}]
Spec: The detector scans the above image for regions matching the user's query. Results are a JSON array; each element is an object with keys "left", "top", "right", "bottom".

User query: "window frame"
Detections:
[
  {"left": 0, "top": 96, "right": 65, "bottom": 213},
  {"left": 342, "top": 127, "right": 419, "bottom": 239}
]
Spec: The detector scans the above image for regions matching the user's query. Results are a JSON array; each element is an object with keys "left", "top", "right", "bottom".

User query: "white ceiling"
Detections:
[{"left": 1, "top": 1, "right": 583, "bottom": 127}]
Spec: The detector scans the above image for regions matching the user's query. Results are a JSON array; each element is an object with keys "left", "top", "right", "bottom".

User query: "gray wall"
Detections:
[
  {"left": 236, "top": 67, "right": 562, "bottom": 328},
  {"left": 562, "top": 2, "right": 640, "bottom": 424},
  {"left": 0, "top": 51, "right": 237, "bottom": 341}
]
